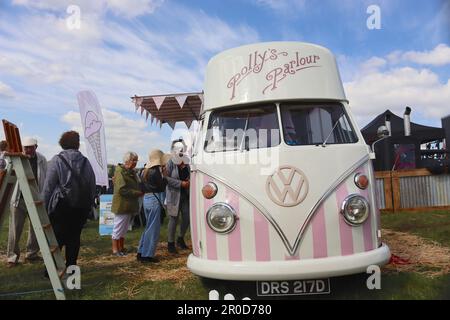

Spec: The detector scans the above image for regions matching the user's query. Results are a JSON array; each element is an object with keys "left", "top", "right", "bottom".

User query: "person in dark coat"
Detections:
[{"left": 43, "top": 131, "right": 96, "bottom": 267}]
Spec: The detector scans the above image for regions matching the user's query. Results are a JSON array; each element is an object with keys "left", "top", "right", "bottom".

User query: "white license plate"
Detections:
[{"left": 256, "top": 279, "right": 331, "bottom": 297}]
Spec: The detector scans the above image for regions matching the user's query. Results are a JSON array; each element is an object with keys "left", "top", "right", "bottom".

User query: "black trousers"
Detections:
[{"left": 50, "top": 202, "right": 88, "bottom": 267}]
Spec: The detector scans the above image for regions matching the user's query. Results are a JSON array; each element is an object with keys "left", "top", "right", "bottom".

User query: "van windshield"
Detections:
[
  {"left": 204, "top": 104, "right": 280, "bottom": 152},
  {"left": 280, "top": 102, "right": 358, "bottom": 146}
]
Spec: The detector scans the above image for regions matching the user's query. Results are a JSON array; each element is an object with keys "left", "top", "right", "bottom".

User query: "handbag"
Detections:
[{"left": 153, "top": 193, "right": 166, "bottom": 224}]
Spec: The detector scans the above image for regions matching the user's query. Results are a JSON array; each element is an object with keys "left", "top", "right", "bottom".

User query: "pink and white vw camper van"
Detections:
[{"left": 186, "top": 42, "right": 390, "bottom": 291}]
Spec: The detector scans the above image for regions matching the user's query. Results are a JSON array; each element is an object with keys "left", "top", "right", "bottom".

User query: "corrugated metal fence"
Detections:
[{"left": 375, "top": 169, "right": 450, "bottom": 212}]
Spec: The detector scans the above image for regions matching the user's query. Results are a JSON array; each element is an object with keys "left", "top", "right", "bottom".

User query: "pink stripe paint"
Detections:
[
  {"left": 203, "top": 175, "right": 217, "bottom": 260},
  {"left": 253, "top": 208, "right": 271, "bottom": 261},
  {"left": 370, "top": 167, "right": 382, "bottom": 247},
  {"left": 336, "top": 182, "right": 354, "bottom": 256},
  {"left": 285, "top": 254, "right": 300, "bottom": 260},
  {"left": 226, "top": 188, "right": 242, "bottom": 261},
  {"left": 190, "top": 172, "right": 199, "bottom": 256},
  {"left": 359, "top": 168, "right": 374, "bottom": 252},
  {"left": 312, "top": 205, "right": 328, "bottom": 258}
]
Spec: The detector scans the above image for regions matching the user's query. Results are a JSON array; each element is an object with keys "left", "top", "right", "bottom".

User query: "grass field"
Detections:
[{"left": 0, "top": 210, "right": 449, "bottom": 300}]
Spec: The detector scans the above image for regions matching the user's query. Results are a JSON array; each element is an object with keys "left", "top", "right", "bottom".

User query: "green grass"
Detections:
[
  {"left": 0, "top": 217, "right": 209, "bottom": 300},
  {"left": 0, "top": 210, "right": 449, "bottom": 300},
  {"left": 381, "top": 210, "right": 450, "bottom": 247}
]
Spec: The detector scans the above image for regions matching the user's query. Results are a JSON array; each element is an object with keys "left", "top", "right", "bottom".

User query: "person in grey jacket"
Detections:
[
  {"left": 43, "top": 131, "right": 96, "bottom": 267},
  {"left": 0, "top": 140, "right": 7, "bottom": 170},
  {"left": 165, "top": 140, "right": 190, "bottom": 253},
  {"left": 6, "top": 137, "right": 47, "bottom": 266}
]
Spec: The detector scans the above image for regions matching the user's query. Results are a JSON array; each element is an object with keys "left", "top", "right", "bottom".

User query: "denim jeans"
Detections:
[{"left": 137, "top": 193, "right": 162, "bottom": 258}]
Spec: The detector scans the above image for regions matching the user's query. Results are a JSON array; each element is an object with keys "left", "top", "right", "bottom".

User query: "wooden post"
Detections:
[
  {"left": 392, "top": 171, "right": 401, "bottom": 212},
  {"left": 375, "top": 171, "right": 393, "bottom": 212}
]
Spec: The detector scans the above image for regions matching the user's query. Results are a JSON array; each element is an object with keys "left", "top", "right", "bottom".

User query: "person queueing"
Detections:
[
  {"left": 6, "top": 137, "right": 47, "bottom": 267},
  {"left": 43, "top": 131, "right": 96, "bottom": 267},
  {"left": 111, "top": 152, "right": 143, "bottom": 257},
  {"left": 166, "top": 140, "right": 191, "bottom": 254},
  {"left": 136, "top": 150, "right": 170, "bottom": 263}
]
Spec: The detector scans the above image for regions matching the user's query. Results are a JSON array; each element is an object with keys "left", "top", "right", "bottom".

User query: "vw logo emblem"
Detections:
[{"left": 266, "top": 165, "right": 309, "bottom": 207}]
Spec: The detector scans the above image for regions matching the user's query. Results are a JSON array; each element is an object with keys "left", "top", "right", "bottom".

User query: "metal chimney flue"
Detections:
[
  {"left": 404, "top": 107, "right": 412, "bottom": 136},
  {"left": 385, "top": 114, "right": 392, "bottom": 136}
]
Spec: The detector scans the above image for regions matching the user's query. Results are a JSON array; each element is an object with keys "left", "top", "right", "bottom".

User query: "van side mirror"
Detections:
[{"left": 370, "top": 126, "right": 390, "bottom": 158}]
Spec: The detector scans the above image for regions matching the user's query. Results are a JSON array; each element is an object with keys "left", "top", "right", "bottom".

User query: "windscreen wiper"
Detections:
[{"left": 321, "top": 116, "right": 342, "bottom": 147}]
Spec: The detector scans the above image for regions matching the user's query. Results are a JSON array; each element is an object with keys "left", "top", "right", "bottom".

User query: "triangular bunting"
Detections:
[
  {"left": 134, "top": 96, "right": 143, "bottom": 111},
  {"left": 140, "top": 106, "right": 145, "bottom": 115},
  {"left": 145, "top": 110, "right": 149, "bottom": 121},
  {"left": 167, "top": 121, "right": 176, "bottom": 130},
  {"left": 184, "top": 119, "right": 193, "bottom": 128},
  {"left": 151, "top": 115, "right": 155, "bottom": 125},
  {"left": 153, "top": 96, "right": 166, "bottom": 110},
  {"left": 175, "top": 95, "right": 188, "bottom": 109}
]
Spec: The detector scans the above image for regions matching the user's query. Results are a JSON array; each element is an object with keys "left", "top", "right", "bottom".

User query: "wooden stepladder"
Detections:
[{"left": 0, "top": 120, "right": 66, "bottom": 300}]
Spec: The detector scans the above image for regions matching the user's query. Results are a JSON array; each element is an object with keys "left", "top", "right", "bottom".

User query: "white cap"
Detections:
[{"left": 22, "top": 137, "right": 37, "bottom": 147}]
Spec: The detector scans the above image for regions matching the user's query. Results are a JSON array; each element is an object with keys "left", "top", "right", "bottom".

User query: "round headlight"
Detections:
[
  {"left": 206, "top": 203, "right": 237, "bottom": 234},
  {"left": 341, "top": 194, "right": 370, "bottom": 226}
]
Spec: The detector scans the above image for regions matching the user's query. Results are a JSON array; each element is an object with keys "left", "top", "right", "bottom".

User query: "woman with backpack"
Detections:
[{"left": 43, "top": 131, "right": 96, "bottom": 267}]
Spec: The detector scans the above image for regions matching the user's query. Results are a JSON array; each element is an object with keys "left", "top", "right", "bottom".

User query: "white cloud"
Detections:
[
  {"left": 12, "top": 0, "right": 164, "bottom": 18},
  {"left": 254, "top": 0, "right": 306, "bottom": 11},
  {"left": 0, "top": 81, "right": 14, "bottom": 98},
  {"left": 106, "top": 0, "right": 164, "bottom": 18},
  {"left": 360, "top": 57, "right": 387, "bottom": 73},
  {"left": 0, "top": 3, "right": 259, "bottom": 116},
  {"left": 345, "top": 66, "right": 450, "bottom": 127},
  {"left": 61, "top": 109, "right": 168, "bottom": 166},
  {"left": 252, "top": 0, "right": 306, "bottom": 16},
  {"left": 401, "top": 44, "right": 450, "bottom": 66},
  {"left": 341, "top": 43, "right": 450, "bottom": 127}
]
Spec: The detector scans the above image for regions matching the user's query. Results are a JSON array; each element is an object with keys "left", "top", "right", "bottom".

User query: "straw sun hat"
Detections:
[{"left": 145, "top": 149, "right": 171, "bottom": 169}]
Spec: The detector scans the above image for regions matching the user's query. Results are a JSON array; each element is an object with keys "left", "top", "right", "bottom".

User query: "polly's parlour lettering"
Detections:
[
  {"left": 227, "top": 50, "right": 321, "bottom": 100},
  {"left": 227, "top": 49, "right": 288, "bottom": 100}
]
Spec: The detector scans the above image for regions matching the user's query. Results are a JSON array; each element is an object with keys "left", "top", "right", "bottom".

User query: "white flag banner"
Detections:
[
  {"left": 175, "top": 95, "right": 188, "bottom": 109},
  {"left": 153, "top": 96, "right": 166, "bottom": 110},
  {"left": 77, "top": 90, "right": 108, "bottom": 187}
]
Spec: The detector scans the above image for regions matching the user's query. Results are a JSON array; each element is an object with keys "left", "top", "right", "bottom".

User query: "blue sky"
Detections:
[{"left": 0, "top": 0, "right": 449, "bottom": 164}]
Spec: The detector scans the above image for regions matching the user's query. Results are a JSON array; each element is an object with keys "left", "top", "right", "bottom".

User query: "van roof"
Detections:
[{"left": 203, "top": 41, "right": 346, "bottom": 111}]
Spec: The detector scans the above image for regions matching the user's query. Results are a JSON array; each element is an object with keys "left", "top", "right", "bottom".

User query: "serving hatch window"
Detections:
[
  {"left": 204, "top": 104, "right": 280, "bottom": 152},
  {"left": 280, "top": 102, "right": 358, "bottom": 146}
]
